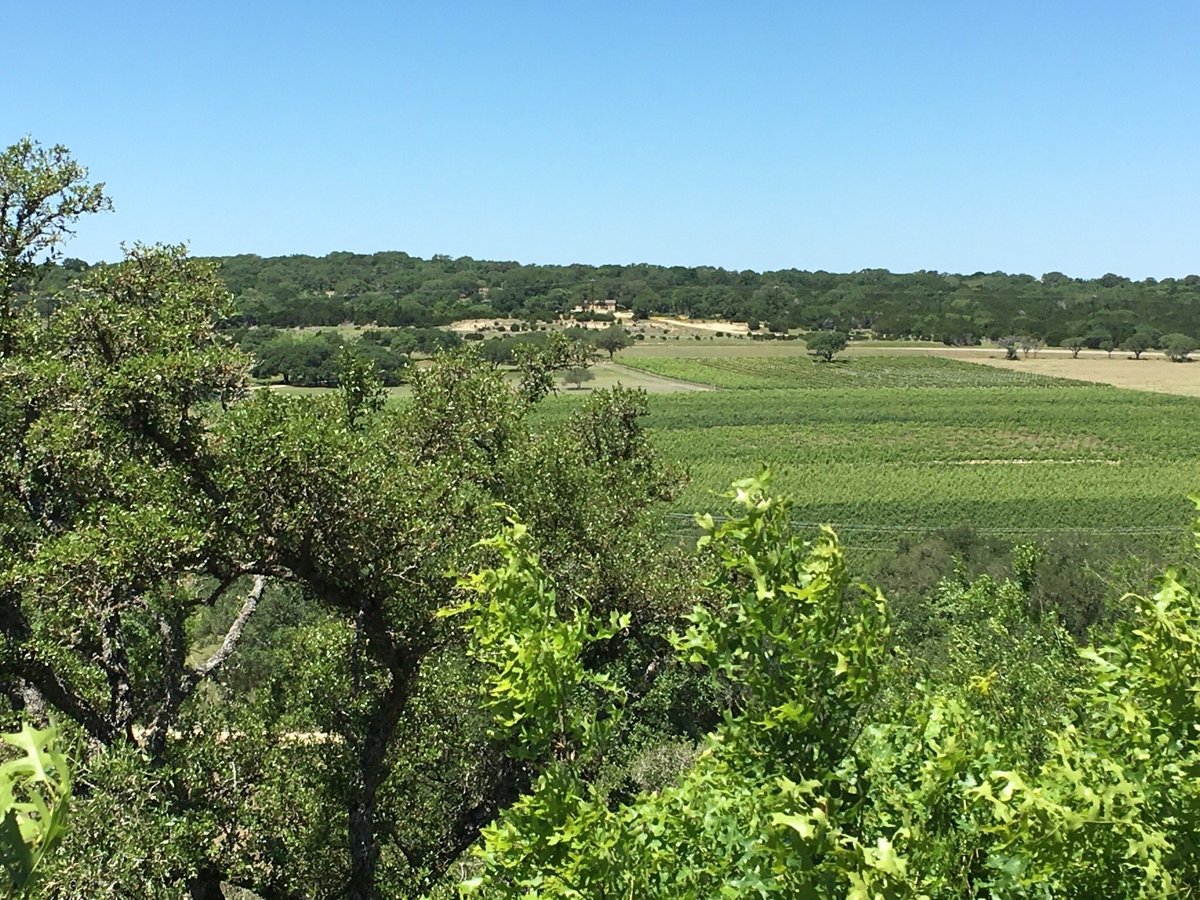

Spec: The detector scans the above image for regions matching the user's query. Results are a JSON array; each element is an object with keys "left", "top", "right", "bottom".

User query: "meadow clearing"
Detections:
[{"left": 582, "top": 348, "right": 1200, "bottom": 551}]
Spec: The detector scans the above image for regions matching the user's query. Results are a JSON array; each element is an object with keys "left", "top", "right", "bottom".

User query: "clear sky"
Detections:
[{"left": 7, "top": 1, "right": 1199, "bottom": 278}]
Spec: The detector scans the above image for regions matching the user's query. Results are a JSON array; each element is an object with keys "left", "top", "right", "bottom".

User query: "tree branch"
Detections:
[
  {"left": 143, "top": 575, "right": 266, "bottom": 756},
  {"left": 191, "top": 575, "right": 266, "bottom": 682},
  {"left": 10, "top": 657, "right": 116, "bottom": 745},
  {"left": 98, "top": 604, "right": 135, "bottom": 741}
]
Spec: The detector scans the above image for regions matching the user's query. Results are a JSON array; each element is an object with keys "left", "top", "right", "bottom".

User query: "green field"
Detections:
[
  {"left": 596, "top": 354, "right": 1200, "bottom": 548},
  {"left": 619, "top": 352, "right": 1068, "bottom": 389}
]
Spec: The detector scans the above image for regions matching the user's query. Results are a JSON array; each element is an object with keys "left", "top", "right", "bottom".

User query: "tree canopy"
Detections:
[
  {"left": 1, "top": 137, "right": 110, "bottom": 355},
  {"left": 0, "top": 140, "right": 695, "bottom": 898},
  {"left": 592, "top": 323, "right": 632, "bottom": 359},
  {"left": 806, "top": 330, "right": 849, "bottom": 362},
  {"left": 1162, "top": 332, "right": 1197, "bottom": 362},
  {"left": 23, "top": 247, "right": 1200, "bottom": 351},
  {"left": 454, "top": 477, "right": 1200, "bottom": 897}
]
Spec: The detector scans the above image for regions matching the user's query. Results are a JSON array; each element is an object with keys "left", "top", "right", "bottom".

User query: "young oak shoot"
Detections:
[{"left": 0, "top": 723, "right": 72, "bottom": 899}]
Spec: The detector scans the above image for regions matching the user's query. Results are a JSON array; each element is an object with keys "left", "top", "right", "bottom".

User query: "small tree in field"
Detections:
[
  {"left": 593, "top": 324, "right": 632, "bottom": 360},
  {"left": 1124, "top": 332, "right": 1155, "bottom": 360},
  {"left": 563, "top": 366, "right": 595, "bottom": 390},
  {"left": 1061, "top": 336, "right": 1085, "bottom": 358},
  {"left": 997, "top": 335, "right": 1020, "bottom": 360},
  {"left": 1162, "top": 333, "right": 1197, "bottom": 362},
  {"left": 806, "top": 330, "right": 848, "bottom": 362}
]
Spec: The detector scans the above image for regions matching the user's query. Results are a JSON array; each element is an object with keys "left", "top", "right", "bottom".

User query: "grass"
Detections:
[
  {"left": 622, "top": 338, "right": 812, "bottom": 359},
  {"left": 619, "top": 353, "right": 1071, "bottom": 390},
  {"left": 261, "top": 342, "right": 1200, "bottom": 551},
  {"left": 559, "top": 360, "right": 712, "bottom": 393},
  {"left": 544, "top": 353, "right": 1200, "bottom": 550}
]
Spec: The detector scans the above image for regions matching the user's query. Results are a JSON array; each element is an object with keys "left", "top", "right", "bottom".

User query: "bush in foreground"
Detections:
[{"left": 456, "top": 476, "right": 1200, "bottom": 897}]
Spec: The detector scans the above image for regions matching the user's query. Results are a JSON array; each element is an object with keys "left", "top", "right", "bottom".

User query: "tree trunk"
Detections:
[
  {"left": 346, "top": 683, "right": 413, "bottom": 900},
  {"left": 344, "top": 615, "right": 426, "bottom": 900},
  {"left": 346, "top": 735, "right": 384, "bottom": 900}
]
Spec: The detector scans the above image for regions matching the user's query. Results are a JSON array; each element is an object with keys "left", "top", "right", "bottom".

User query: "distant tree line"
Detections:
[
  {"left": 29, "top": 253, "right": 1200, "bottom": 348},
  {"left": 234, "top": 324, "right": 633, "bottom": 388},
  {"left": 241, "top": 326, "right": 461, "bottom": 386}
]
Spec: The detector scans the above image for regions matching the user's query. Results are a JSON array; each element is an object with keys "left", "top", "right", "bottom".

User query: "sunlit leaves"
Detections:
[
  {"left": 457, "top": 475, "right": 899, "bottom": 896},
  {"left": 448, "top": 518, "right": 628, "bottom": 761},
  {"left": 0, "top": 724, "right": 71, "bottom": 897},
  {"left": 458, "top": 477, "right": 1200, "bottom": 898}
]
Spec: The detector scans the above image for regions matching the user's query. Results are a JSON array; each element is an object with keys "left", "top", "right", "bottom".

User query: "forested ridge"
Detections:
[
  {"left": 7, "top": 139, "right": 1200, "bottom": 899},
  {"left": 33, "top": 250, "right": 1200, "bottom": 346}
]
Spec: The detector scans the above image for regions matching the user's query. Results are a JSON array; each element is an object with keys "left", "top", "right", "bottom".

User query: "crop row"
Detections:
[
  {"left": 542, "top": 355, "right": 1200, "bottom": 542},
  {"left": 620, "top": 354, "right": 1069, "bottom": 390},
  {"left": 668, "top": 457, "right": 1197, "bottom": 523},
  {"left": 642, "top": 387, "right": 1199, "bottom": 463}
]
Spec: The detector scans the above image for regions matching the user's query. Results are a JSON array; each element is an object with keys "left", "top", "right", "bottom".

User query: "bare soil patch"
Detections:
[{"left": 648, "top": 316, "right": 750, "bottom": 335}]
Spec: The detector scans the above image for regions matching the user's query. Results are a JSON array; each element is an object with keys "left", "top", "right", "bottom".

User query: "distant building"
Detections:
[{"left": 573, "top": 297, "right": 617, "bottom": 314}]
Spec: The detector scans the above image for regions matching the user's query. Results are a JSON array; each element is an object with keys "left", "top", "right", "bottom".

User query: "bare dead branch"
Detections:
[
  {"left": 143, "top": 575, "right": 267, "bottom": 756},
  {"left": 192, "top": 574, "right": 266, "bottom": 682}
]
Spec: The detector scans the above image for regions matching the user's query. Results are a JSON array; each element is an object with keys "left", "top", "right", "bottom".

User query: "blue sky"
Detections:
[{"left": 8, "top": 1, "right": 1199, "bottom": 278}]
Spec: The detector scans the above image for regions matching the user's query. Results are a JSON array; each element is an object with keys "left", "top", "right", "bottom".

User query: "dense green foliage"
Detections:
[
  {"left": 453, "top": 475, "right": 890, "bottom": 896},
  {"left": 456, "top": 478, "right": 1200, "bottom": 897},
  {"left": 0, "top": 138, "right": 110, "bottom": 357},
  {"left": 0, "top": 147, "right": 690, "bottom": 896},
  {"left": 236, "top": 325, "right": 462, "bottom": 387},
  {"left": 27, "top": 250, "right": 1200, "bottom": 349},
  {"left": 2, "top": 290, "right": 686, "bottom": 897}
]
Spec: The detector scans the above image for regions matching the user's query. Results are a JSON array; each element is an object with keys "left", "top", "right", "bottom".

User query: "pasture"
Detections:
[
  {"left": 601, "top": 354, "right": 1200, "bottom": 550},
  {"left": 624, "top": 336, "right": 1200, "bottom": 397}
]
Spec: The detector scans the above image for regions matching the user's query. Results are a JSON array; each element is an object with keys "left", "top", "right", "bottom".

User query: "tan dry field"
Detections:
[
  {"left": 647, "top": 316, "right": 750, "bottom": 336},
  {"left": 846, "top": 345, "right": 1200, "bottom": 398},
  {"left": 955, "top": 354, "right": 1200, "bottom": 397},
  {"left": 447, "top": 317, "right": 527, "bottom": 333}
]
